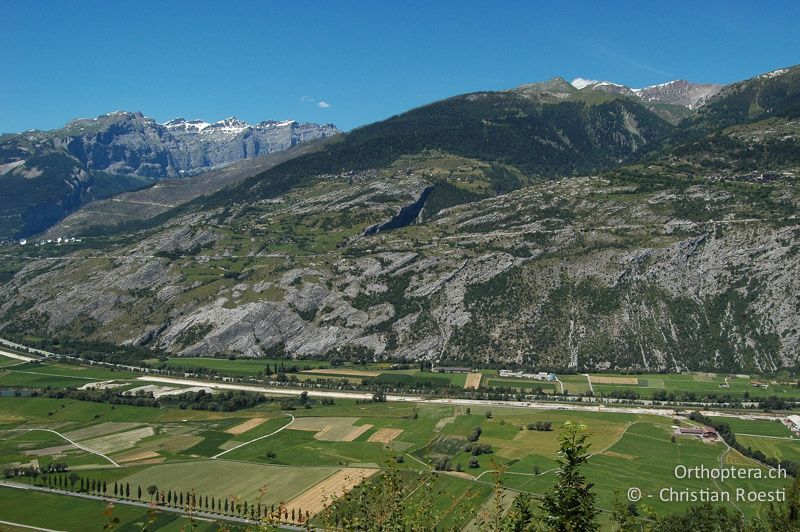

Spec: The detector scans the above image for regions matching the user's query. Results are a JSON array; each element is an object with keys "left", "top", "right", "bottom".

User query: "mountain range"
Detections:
[
  {"left": 0, "top": 112, "right": 339, "bottom": 238},
  {"left": 1, "top": 65, "right": 799, "bottom": 373},
  {"left": 570, "top": 77, "right": 723, "bottom": 109}
]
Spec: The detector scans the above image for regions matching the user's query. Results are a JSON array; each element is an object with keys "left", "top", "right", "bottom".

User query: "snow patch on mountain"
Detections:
[
  {"left": 164, "top": 118, "right": 212, "bottom": 132},
  {"left": 164, "top": 117, "right": 302, "bottom": 135},
  {"left": 571, "top": 76, "right": 724, "bottom": 110},
  {"left": 759, "top": 68, "right": 789, "bottom": 79}
]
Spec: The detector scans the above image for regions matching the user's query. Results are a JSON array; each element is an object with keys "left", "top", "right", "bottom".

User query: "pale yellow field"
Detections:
[
  {"left": 464, "top": 373, "right": 482, "bottom": 389},
  {"left": 589, "top": 376, "right": 639, "bottom": 385},
  {"left": 81, "top": 426, "right": 155, "bottom": 454},
  {"left": 114, "top": 450, "right": 161, "bottom": 463},
  {"left": 434, "top": 416, "right": 455, "bottom": 432},
  {"left": 300, "top": 368, "right": 382, "bottom": 378},
  {"left": 226, "top": 418, "right": 267, "bottom": 435},
  {"left": 284, "top": 467, "right": 379, "bottom": 518},
  {"left": 289, "top": 416, "right": 359, "bottom": 432},
  {"left": 367, "top": 428, "right": 403, "bottom": 443},
  {"left": 316, "top": 423, "right": 373, "bottom": 442},
  {"left": 23, "top": 445, "right": 73, "bottom": 457},
  {"left": 64, "top": 422, "right": 143, "bottom": 441},
  {"left": 288, "top": 416, "right": 374, "bottom": 441}
]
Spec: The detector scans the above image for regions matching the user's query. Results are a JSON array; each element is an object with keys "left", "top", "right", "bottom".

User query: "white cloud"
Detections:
[
  {"left": 299, "top": 95, "right": 316, "bottom": 103},
  {"left": 571, "top": 77, "right": 598, "bottom": 89},
  {"left": 318, "top": 101, "right": 332, "bottom": 109}
]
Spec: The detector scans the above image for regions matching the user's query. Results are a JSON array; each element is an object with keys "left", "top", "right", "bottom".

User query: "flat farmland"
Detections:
[
  {"left": 0, "top": 353, "right": 25, "bottom": 367},
  {"left": 301, "top": 368, "right": 382, "bottom": 378},
  {"left": 161, "top": 356, "right": 330, "bottom": 376},
  {"left": 557, "top": 374, "right": 592, "bottom": 394},
  {"left": 736, "top": 435, "right": 800, "bottom": 464},
  {"left": 289, "top": 416, "right": 374, "bottom": 441},
  {"left": 9, "top": 361, "right": 140, "bottom": 380},
  {"left": 484, "top": 377, "right": 557, "bottom": 391},
  {"left": 0, "top": 428, "right": 107, "bottom": 469},
  {"left": 225, "top": 416, "right": 290, "bottom": 442},
  {"left": 440, "top": 409, "right": 642, "bottom": 475},
  {"left": 0, "top": 370, "right": 117, "bottom": 389},
  {"left": 220, "top": 423, "right": 401, "bottom": 467},
  {"left": 121, "top": 460, "right": 340, "bottom": 508},
  {"left": 586, "top": 372, "right": 800, "bottom": 399},
  {"left": 0, "top": 360, "right": 140, "bottom": 389},
  {"left": 710, "top": 417, "right": 795, "bottom": 437},
  {"left": 225, "top": 417, "right": 267, "bottom": 435},
  {"left": 0, "top": 487, "right": 208, "bottom": 531},
  {"left": 375, "top": 371, "right": 467, "bottom": 387},
  {"left": 503, "top": 422, "right": 788, "bottom": 517},
  {"left": 0, "top": 396, "right": 250, "bottom": 425},
  {"left": 589, "top": 375, "right": 639, "bottom": 385},
  {"left": 464, "top": 373, "right": 482, "bottom": 389},
  {"left": 0, "top": 389, "right": 795, "bottom": 528},
  {"left": 368, "top": 428, "right": 403, "bottom": 443},
  {"left": 284, "top": 467, "right": 378, "bottom": 517}
]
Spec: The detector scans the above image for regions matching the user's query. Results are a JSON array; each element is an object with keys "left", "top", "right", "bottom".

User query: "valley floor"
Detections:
[{"left": 0, "top": 340, "right": 798, "bottom": 530}]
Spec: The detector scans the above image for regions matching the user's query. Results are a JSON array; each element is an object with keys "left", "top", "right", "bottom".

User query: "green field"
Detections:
[
  {"left": 0, "top": 360, "right": 140, "bottom": 389},
  {"left": 145, "top": 358, "right": 796, "bottom": 402},
  {"left": 0, "top": 487, "right": 221, "bottom": 531},
  {"left": 711, "top": 417, "right": 795, "bottom": 437},
  {"left": 501, "top": 421, "right": 788, "bottom": 517},
  {"left": 160, "top": 356, "right": 331, "bottom": 376},
  {"left": 375, "top": 371, "right": 465, "bottom": 387},
  {"left": 0, "top": 384, "right": 796, "bottom": 529},
  {"left": 9, "top": 352, "right": 796, "bottom": 407},
  {"left": 485, "top": 377, "right": 558, "bottom": 391},
  {"left": 736, "top": 435, "right": 800, "bottom": 464},
  {"left": 587, "top": 372, "right": 800, "bottom": 400},
  {"left": 556, "top": 374, "right": 592, "bottom": 394},
  {"left": 121, "top": 460, "right": 338, "bottom": 507},
  {"left": 0, "top": 353, "right": 26, "bottom": 367}
]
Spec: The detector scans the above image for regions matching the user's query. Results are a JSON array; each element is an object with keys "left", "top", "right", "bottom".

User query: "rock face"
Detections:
[
  {"left": 0, "top": 111, "right": 339, "bottom": 238},
  {"left": 2, "top": 163, "right": 798, "bottom": 373},
  {"left": 56, "top": 112, "right": 339, "bottom": 178},
  {"left": 569, "top": 78, "right": 724, "bottom": 110},
  {"left": 634, "top": 80, "right": 723, "bottom": 110}
]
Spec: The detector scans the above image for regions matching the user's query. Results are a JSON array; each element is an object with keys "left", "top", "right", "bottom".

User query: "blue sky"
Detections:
[{"left": 2, "top": 0, "right": 798, "bottom": 133}]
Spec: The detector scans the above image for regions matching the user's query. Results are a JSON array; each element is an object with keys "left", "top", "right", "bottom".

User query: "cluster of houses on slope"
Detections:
[{"left": 17, "top": 237, "right": 82, "bottom": 247}]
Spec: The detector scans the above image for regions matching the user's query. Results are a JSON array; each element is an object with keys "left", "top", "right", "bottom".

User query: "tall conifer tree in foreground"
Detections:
[{"left": 540, "top": 422, "right": 599, "bottom": 532}]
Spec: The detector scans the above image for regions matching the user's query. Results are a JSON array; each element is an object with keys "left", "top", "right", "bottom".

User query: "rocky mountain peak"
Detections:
[
  {"left": 209, "top": 117, "right": 251, "bottom": 131},
  {"left": 257, "top": 119, "right": 298, "bottom": 128},
  {"left": 570, "top": 77, "right": 724, "bottom": 109},
  {"left": 511, "top": 77, "right": 577, "bottom": 100},
  {"left": 0, "top": 110, "right": 341, "bottom": 237},
  {"left": 635, "top": 80, "right": 724, "bottom": 109}
]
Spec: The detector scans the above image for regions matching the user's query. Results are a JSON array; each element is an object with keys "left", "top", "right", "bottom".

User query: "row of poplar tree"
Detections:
[{"left": 36, "top": 472, "right": 312, "bottom": 524}]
